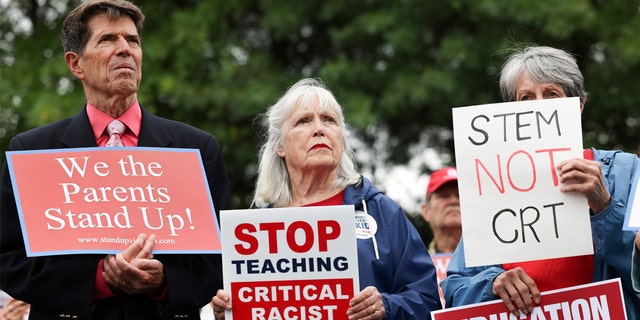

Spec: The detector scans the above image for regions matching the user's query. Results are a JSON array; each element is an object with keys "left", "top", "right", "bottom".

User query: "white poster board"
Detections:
[
  {"left": 624, "top": 164, "right": 640, "bottom": 230},
  {"left": 453, "top": 97, "right": 592, "bottom": 267},
  {"left": 220, "top": 205, "right": 359, "bottom": 320}
]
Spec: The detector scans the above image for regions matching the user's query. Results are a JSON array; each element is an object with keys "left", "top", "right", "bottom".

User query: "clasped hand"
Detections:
[{"left": 101, "top": 233, "right": 166, "bottom": 295}]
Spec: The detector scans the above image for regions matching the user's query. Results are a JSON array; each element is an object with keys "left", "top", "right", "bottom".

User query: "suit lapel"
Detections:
[
  {"left": 61, "top": 107, "right": 98, "bottom": 148},
  {"left": 60, "top": 105, "right": 174, "bottom": 148},
  {"left": 137, "top": 107, "right": 173, "bottom": 147}
]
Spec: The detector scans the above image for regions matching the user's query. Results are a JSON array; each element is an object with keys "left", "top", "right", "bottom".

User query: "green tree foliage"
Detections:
[{"left": 2, "top": 0, "right": 640, "bottom": 214}]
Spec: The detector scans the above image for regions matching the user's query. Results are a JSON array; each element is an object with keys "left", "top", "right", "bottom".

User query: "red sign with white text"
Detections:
[
  {"left": 230, "top": 279, "right": 354, "bottom": 319},
  {"left": 6, "top": 147, "right": 221, "bottom": 256},
  {"left": 431, "top": 278, "right": 626, "bottom": 320},
  {"left": 432, "top": 253, "right": 453, "bottom": 307}
]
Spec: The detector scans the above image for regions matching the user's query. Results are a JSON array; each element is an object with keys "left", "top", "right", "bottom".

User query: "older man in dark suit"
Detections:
[{"left": 0, "top": 1, "right": 230, "bottom": 318}]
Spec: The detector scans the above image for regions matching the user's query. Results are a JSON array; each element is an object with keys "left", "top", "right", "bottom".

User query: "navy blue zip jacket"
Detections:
[{"left": 343, "top": 176, "right": 442, "bottom": 318}]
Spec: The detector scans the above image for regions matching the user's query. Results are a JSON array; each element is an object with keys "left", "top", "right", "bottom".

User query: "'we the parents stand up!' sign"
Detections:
[
  {"left": 453, "top": 97, "right": 592, "bottom": 267},
  {"left": 6, "top": 147, "right": 221, "bottom": 256}
]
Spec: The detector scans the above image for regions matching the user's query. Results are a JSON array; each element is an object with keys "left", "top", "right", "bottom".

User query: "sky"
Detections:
[{"left": 351, "top": 126, "right": 453, "bottom": 217}]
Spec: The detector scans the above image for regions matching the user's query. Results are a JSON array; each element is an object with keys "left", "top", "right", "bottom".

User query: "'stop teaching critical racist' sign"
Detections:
[
  {"left": 452, "top": 97, "right": 592, "bottom": 267},
  {"left": 220, "top": 205, "right": 359, "bottom": 320}
]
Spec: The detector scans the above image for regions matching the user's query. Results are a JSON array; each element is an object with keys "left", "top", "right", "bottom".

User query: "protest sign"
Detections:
[
  {"left": 432, "top": 253, "right": 453, "bottom": 307},
  {"left": 452, "top": 97, "right": 592, "bottom": 267},
  {"left": 220, "top": 205, "right": 359, "bottom": 320},
  {"left": 624, "top": 164, "right": 640, "bottom": 230},
  {"left": 6, "top": 147, "right": 221, "bottom": 256},
  {"left": 431, "top": 278, "right": 626, "bottom": 320}
]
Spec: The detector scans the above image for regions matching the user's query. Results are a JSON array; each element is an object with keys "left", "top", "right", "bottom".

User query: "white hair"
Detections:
[{"left": 252, "top": 78, "right": 361, "bottom": 208}]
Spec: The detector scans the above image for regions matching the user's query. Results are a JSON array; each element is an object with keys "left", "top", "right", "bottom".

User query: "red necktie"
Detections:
[{"left": 105, "top": 119, "right": 125, "bottom": 147}]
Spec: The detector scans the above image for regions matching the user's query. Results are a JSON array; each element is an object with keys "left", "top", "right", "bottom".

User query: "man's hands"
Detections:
[
  {"left": 102, "top": 233, "right": 166, "bottom": 294},
  {"left": 492, "top": 267, "right": 540, "bottom": 316}
]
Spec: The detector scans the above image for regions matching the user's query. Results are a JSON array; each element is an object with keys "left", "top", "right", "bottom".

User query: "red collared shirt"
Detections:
[
  {"left": 86, "top": 101, "right": 167, "bottom": 300},
  {"left": 87, "top": 101, "right": 142, "bottom": 147}
]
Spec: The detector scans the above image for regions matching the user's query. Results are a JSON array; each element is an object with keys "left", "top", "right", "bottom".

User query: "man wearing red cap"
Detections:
[{"left": 420, "top": 167, "right": 461, "bottom": 254}]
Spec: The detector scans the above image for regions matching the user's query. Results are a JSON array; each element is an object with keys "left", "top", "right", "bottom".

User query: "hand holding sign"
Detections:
[
  {"left": 556, "top": 157, "right": 611, "bottom": 214},
  {"left": 491, "top": 266, "right": 541, "bottom": 316},
  {"left": 346, "top": 286, "right": 385, "bottom": 319},
  {"left": 211, "top": 289, "right": 232, "bottom": 320}
]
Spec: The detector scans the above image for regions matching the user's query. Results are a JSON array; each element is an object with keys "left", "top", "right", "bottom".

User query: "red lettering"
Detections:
[
  {"left": 260, "top": 222, "right": 286, "bottom": 254},
  {"left": 287, "top": 221, "right": 314, "bottom": 253},
  {"left": 475, "top": 155, "right": 505, "bottom": 196},
  {"left": 235, "top": 223, "right": 259, "bottom": 255},
  {"left": 536, "top": 147, "right": 571, "bottom": 187},
  {"left": 317, "top": 220, "right": 341, "bottom": 252},
  {"left": 507, "top": 150, "right": 536, "bottom": 192},
  {"left": 234, "top": 220, "right": 343, "bottom": 255},
  {"left": 475, "top": 147, "right": 574, "bottom": 196}
]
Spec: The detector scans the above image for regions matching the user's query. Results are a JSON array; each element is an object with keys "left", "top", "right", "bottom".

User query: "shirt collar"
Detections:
[{"left": 87, "top": 100, "right": 142, "bottom": 139}]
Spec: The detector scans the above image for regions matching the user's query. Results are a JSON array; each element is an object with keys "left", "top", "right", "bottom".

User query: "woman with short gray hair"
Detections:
[
  {"left": 212, "top": 78, "right": 442, "bottom": 319},
  {"left": 442, "top": 45, "right": 640, "bottom": 319},
  {"left": 499, "top": 46, "right": 587, "bottom": 104}
]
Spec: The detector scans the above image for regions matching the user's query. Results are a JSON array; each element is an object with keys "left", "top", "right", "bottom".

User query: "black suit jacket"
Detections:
[{"left": 0, "top": 106, "right": 231, "bottom": 319}]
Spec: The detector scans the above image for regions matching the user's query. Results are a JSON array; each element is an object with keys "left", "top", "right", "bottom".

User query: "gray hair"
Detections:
[
  {"left": 499, "top": 46, "right": 587, "bottom": 103},
  {"left": 252, "top": 78, "right": 361, "bottom": 208}
]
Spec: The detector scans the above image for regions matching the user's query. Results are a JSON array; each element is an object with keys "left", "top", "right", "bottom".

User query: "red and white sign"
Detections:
[
  {"left": 6, "top": 147, "right": 221, "bottom": 256},
  {"left": 220, "top": 206, "right": 360, "bottom": 320},
  {"left": 432, "top": 253, "right": 453, "bottom": 307},
  {"left": 431, "top": 278, "right": 626, "bottom": 320}
]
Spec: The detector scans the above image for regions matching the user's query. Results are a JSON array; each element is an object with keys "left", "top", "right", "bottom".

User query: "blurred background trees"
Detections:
[{"left": 3, "top": 0, "right": 640, "bottom": 243}]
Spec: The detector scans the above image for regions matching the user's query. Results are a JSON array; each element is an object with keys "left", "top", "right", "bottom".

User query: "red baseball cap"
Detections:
[{"left": 426, "top": 167, "right": 458, "bottom": 195}]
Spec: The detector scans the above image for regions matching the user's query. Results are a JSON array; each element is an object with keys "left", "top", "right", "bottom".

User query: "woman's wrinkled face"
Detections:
[
  {"left": 515, "top": 71, "right": 567, "bottom": 101},
  {"left": 277, "top": 97, "right": 344, "bottom": 175}
]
